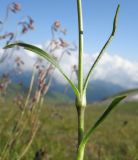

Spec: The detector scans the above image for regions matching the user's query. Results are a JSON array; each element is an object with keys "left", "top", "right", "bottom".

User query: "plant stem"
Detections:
[
  {"left": 76, "top": 0, "right": 86, "bottom": 159},
  {"left": 76, "top": 143, "right": 85, "bottom": 160},
  {"left": 77, "top": 106, "right": 85, "bottom": 146},
  {"left": 24, "top": 65, "right": 36, "bottom": 107},
  {"left": 77, "top": 0, "right": 84, "bottom": 95}
]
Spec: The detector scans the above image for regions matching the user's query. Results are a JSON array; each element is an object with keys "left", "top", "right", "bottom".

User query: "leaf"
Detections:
[
  {"left": 81, "top": 95, "right": 126, "bottom": 145},
  {"left": 4, "top": 42, "right": 79, "bottom": 97},
  {"left": 83, "top": 5, "right": 120, "bottom": 92}
]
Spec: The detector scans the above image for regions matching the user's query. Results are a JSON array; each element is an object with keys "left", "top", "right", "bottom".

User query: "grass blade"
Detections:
[
  {"left": 83, "top": 5, "right": 120, "bottom": 92},
  {"left": 81, "top": 95, "right": 126, "bottom": 145},
  {"left": 4, "top": 42, "right": 79, "bottom": 97}
]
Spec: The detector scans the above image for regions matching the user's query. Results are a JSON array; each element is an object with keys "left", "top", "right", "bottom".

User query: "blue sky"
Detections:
[{"left": 0, "top": 0, "right": 138, "bottom": 61}]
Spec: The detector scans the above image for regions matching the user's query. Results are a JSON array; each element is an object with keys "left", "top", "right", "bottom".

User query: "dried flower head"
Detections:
[
  {"left": 53, "top": 21, "right": 61, "bottom": 31},
  {"left": 0, "top": 73, "right": 11, "bottom": 94},
  {"left": 13, "top": 94, "right": 24, "bottom": 110},
  {"left": 72, "top": 64, "right": 77, "bottom": 71},
  {"left": 0, "top": 32, "right": 14, "bottom": 44},
  {"left": 27, "top": 16, "right": 34, "bottom": 30},
  {"left": 9, "top": 2, "right": 21, "bottom": 13},
  {"left": 15, "top": 56, "right": 24, "bottom": 66},
  {"left": 41, "top": 84, "right": 48, "bottom": 96},
  {"left": 59, "top": 38, "right": 69, "bottom": 48},
  {"left": 22, "top": 24, "right": 28, "bottom": 34},
  {"left": 18, "top": 16, "right": 34, "bottom": 34},
  {"left": 14, "top": 56, "right": 24, "bottom": 74},
  {"left": 72, "top": 64, "right": 78, "bottom": 78},
  {"left": 0, "top": 83, "right": 4, "bottom": 92}
]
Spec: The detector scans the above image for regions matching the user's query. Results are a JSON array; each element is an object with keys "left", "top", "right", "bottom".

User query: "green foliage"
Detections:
[
  {"left": 83, "top": 5, "right": 120, "bottom": 92},
  {"left": 81, "top": 95, "right": 126, "bottom": 145},
  {"left": 0, "top": 101, "right": 137, "bottom": 160},
  {"left": 4, "top": 43, "right": 79, "bottom": 98}
]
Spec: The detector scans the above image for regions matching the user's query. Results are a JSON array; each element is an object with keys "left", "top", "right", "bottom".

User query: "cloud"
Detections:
[
  {"left": 91, "top": 53, "right": 138, "bottom": 88},
  {"left": 0, "top": 45, "right": 138, "bottom": 89},
  {"left": 52, "top": 52, "right": 138, "bottom": 89}
]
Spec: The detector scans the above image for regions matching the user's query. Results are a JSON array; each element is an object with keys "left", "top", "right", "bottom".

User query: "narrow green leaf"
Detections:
[
  {"left": 81, "top": 95, "right": 126, "bottom": 145},
  {"left": 4, "top": 42, "right": 80, "bottom": 97},
  {"left": 83, "top": 5, "right": 120, "bottom": 92}
]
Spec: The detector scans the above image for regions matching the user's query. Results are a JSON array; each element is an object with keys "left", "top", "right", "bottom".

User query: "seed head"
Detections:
[
  {"left": 53, "top": 21, "right": 61, "bottom": 31},
  {"left": 9, "top": 2, "right": 21, "bottom": 13}
]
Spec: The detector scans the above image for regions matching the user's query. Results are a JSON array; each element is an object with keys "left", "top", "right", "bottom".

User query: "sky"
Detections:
[
  {"left": 0, "top": 0, "right": 138, "bottom": 90},
  {"left": 0, "top": 0, "right": 138, "bottom": 61}
]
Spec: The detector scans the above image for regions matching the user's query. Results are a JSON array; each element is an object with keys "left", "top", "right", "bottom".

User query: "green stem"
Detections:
[
  {"left": 77, "top": 0, "right": 84, "bottom": 94},
  {"left": 76, "top": 143, "right": 85, "bottom": 160},
  {"left": 24, "top": 65, "right": 36, "bottom": 107},
  {"left": 76, "top": 0, "right": 85, "bottom": 159},
  {"left": 83, "top": 5, "right": 120, "bottom": 92},
  {"left": 77, "top": 106, "right": 85, "bottom": 146}
]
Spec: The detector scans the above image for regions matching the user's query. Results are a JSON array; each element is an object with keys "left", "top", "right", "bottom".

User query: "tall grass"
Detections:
[
  {"left": 0, "top": 2, "right": 39, "bottom": 159},
  {"left": 0, "top": 8, "right": 75, "bottom": 159}
]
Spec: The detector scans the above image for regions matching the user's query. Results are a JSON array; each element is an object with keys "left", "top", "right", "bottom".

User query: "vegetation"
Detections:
[
  {"left": 3, "top": 0, "right": 128, "bottom": 159},
  {"left": 0, "top": 0, "right": 137, "bottom": 160},
  {"left": 0, "top": 100, "right": 137, "bottom": 159}
]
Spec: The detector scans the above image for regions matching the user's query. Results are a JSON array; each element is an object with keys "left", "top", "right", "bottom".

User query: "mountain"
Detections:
[
  {"left": 47, "top": 78, "right": 125, "bottom": 103},
  {"left": 86, "top": 80, "right": 124, "bottom": 102},
  {"left": 115, "top": 89, "right": 138, "bottom": 102},
  {"left": 0, "top": 68, "right": 137, "bottom": 103},
  {"left": 0, "top": 70, "right": 126, "bottom": 103}
]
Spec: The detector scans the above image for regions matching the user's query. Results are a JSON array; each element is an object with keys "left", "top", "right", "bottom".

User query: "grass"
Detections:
[{"left": 0, "top": 100, "right": 137, "bottom": 160}]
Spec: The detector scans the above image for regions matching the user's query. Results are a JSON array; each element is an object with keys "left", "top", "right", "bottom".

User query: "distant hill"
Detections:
[
  {"left": 1, "top": 70, "right": 138, "bottom": 103},
  {"left": 116, "top": 89, "right": 138, "bottom": 102},
  {"left": 49, "top": 79, "right": 125, "bottom": 103},
  {"left": 0, "top": 48, "right": 138, "bottom": 103}
]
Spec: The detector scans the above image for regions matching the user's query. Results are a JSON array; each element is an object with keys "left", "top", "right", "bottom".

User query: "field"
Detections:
[{"left": 0, "top": 99, "right": 138, "bottom": 160}]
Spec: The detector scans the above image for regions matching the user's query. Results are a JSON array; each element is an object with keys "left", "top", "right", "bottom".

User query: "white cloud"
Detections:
[
  {"left": 52, "top": 52, "right": 138, "bottom": 89},
  {"left": 91, "top": 53, "right": 138, "bottom": 88},
  {"left": 0, "top": 45, "right": 138, "bottom": 89}
]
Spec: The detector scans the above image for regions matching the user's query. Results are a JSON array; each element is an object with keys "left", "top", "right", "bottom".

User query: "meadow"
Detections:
[
  {"left": 0, "top": 1, "right": 137, "bottom": 160},
  {"left": 0, "top": 99, "right": 137, "bottom": 160}
]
